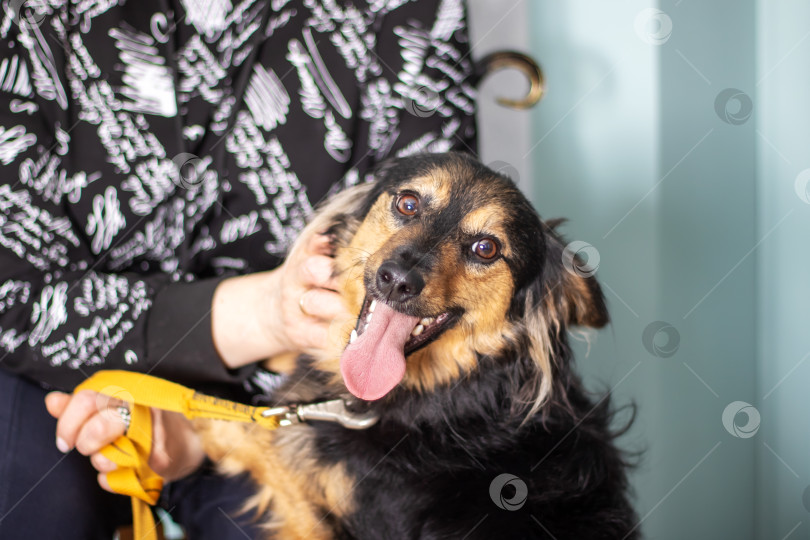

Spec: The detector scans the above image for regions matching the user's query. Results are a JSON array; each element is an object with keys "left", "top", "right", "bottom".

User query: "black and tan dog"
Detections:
[{"left": 198, "top": 152, "right": 638, "bottom": 539}]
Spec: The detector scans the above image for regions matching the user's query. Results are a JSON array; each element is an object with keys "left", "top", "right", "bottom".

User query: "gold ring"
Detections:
[{"left": 299, "top": 292, "right": 311, "bottom": 317}]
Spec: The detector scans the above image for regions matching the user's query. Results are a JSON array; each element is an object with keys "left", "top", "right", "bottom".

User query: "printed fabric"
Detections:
[{"left": 0, "top": 0, "right": 478, "bottom": 393}]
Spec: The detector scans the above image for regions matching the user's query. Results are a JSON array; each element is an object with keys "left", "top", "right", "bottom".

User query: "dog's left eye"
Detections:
[
  {"left": 395, "top": 193, "right": 420, "bottom": 216},
  {"left": 472, "top": 238, "right": 499, "bottom": 260}
]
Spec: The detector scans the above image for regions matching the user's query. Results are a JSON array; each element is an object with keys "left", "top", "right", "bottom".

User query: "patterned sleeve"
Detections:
[{"left": 0, "top": 13, "right": 243, "bottom": 392}]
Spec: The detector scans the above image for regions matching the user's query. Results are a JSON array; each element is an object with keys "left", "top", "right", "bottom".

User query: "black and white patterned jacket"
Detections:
[{"left": 0, "top": 0, "right": 477, "bottom": 394}]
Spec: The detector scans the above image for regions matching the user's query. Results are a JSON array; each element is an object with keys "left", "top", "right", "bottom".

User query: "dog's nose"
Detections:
[{"left": 376, "top": 261, "right": 425, "bottom": 302}]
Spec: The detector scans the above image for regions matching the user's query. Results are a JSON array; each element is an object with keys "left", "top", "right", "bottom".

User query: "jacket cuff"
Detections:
[{"left": 146, "top": 277, "right": 252, "bottom": 386}]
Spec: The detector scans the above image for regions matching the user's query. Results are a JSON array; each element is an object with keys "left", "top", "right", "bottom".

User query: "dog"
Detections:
[{"left": 197, "top": 152, "right": 638, "bottom": 539}]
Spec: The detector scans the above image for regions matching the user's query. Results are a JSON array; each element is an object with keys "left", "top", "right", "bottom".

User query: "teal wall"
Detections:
[
  {"left": 527, "top": 1, "right": 809, "bottom": 538},
  {"left": 755, "top": 1, "right": 810, "bottom": 537}
]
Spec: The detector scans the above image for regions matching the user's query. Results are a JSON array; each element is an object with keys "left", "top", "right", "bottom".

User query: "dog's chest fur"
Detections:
[{"left": 198, "top": 358, "right": 635, "bottom": 540}]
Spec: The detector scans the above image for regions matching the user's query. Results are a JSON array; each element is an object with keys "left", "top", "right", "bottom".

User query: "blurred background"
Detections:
[{"left": 468, "top": 0, "right": 810, "bottom": 538}]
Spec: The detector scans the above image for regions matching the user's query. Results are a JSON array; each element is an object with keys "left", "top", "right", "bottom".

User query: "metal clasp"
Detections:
[
  {"left": 261, "top": 400, "right": 379, "bottom": 430},
  {"left": 295, "top": 399, "right": 379, "bottom": 429}
]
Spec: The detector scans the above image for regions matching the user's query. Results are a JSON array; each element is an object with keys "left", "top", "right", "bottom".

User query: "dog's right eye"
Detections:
[{"left": 395, "top": 193, "right": 420, "bottom": 216}]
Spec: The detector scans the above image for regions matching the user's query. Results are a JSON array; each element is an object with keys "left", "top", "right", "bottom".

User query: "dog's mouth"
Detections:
[
  {"left": 352, "top": 297, "right": 455, "bottom": 354},
  {"left": 339, "top": 295, "right": 458, "bottom": 402}
]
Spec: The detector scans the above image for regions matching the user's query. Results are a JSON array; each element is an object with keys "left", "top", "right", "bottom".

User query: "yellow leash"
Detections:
[{"left": 75, "top": 370, "right": 285, "bottom": 540}]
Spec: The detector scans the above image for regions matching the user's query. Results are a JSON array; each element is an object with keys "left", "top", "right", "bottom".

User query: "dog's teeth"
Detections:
[
  {"left": 411, "top": 324, "right": 424, "bottom": 336},
  {"left": 350, "top": 329, "right": 358, "bottom": 343},
  {"left": 369, "top": 300, "right": 377, "bottom": 312},
  {"left": 364, "top": 322, "right": 369, "bottom": 332},
  {"left": 420, "top": 317, "right": 433, "bottom": 326},
  {"left": 366, "top": 313, "right": 373, "bottom": 323}
]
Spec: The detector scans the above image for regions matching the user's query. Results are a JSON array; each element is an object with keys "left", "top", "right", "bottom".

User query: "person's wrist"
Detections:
[{"left": 211, "top": 271, "right": 284, "bottom": 368}]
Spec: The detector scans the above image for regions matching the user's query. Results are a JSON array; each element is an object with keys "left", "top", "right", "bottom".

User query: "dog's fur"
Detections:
[{"left": 197, "top": 152, "right": 638, "bottom": 539}]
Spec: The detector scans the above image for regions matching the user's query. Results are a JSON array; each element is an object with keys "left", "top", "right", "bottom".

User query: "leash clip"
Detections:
[
  {"left": 260, "top": 406, "right": 299, "bottom": 427},
  {"left": 262, "top": 399, "right": 379, "bottom": 430}
]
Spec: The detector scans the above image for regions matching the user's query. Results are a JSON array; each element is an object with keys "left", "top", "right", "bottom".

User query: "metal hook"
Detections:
[
  {"left": 262, "top": 399, "right": 379, "bottom": 430},
  {"left": 475, "top": 50, "right": 545, "bottom": 109}
]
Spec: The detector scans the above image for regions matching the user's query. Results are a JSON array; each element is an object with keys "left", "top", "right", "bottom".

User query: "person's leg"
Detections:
[
  {"left": 0, "top": 370, "right": 130, "bottom": 539},
  {"left": 164, "top": 461, "right": 268, "bottom": 540}
]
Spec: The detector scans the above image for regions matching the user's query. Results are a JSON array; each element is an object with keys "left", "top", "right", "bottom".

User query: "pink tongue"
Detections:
[{"left": 340, "top": 302, "right": 419, "bottom": 401}]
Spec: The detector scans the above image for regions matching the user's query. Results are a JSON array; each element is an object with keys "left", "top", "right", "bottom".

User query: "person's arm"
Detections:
[
  {"left": 0, "top": 252, "right": 234, "bottom": 389},
  {"left": 41, "top": 231, "right": 348, "bottom": 482},
  {"left": 1, "top": 205, "right": 346, "bottom": 389},
  {"left": 211, "top": 233, "right": 349, "bottom": 369}
]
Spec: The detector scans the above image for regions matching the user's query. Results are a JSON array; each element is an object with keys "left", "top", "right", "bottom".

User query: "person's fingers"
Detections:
[
  {"left": 149, "top": 409, "right": 205, "bottom": 482},
  {"left": 54, "top": 390, "right": 104, "bottom": 452},
  {"left": 148, "top": 408, "right": 171, "bottom": 477},
  {"left": 296, "top": 321, "right": 331, "bottom": 350},
  {"left": 308, "top": 233, "right": 335, "bottom": 256},
  {"left": 299, "top": 289, "right": 351, "bottom": 321},
  {"left": 74, "top": 409, "right": 127, "bottom": 456},
  {"left": 90, "top": 453, "right": 117, "bottom": 473},
  {"left": 97, "top": 473, "right": 113, "bottom": 493},
  {"left": 300, "top": 255, "right": 335, "bottom": 289},
  {"left": 44, "top": 391, "right": 71, "bottom": 419}
]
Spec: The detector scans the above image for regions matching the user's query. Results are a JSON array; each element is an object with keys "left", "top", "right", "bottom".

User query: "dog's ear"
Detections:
[
  {"left": 509, "top": 221, "right": 609, "bottom": 338},
  {"left": 541, "top": 221, "right": 609, "bottom": 329},
  {"left": 510, "top": 223, "right": 608, "bottom": 417},
  {"left": 555, "top": 257, "right": 609, "bottom": 329}
]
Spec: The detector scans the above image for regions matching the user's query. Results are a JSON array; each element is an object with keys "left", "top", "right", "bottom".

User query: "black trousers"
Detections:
[{"left": 0, "top": 369, "right": 265, "bottom": 539}]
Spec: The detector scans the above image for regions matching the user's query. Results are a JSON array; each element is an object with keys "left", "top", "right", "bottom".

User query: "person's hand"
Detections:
[
  {"left": 270, "top": 232, "right": 355, "bottom": 354},
  {"left": 212, "top": 232, "right": 354, "bottom": 368},
  {"left": 44, "top": 390, "right": 205, "bottom": 490}
]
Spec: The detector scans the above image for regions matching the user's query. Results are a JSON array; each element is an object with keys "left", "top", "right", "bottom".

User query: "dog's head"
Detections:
[{"left": 314, "top": 153, "right": 607, "bottom": 414}]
